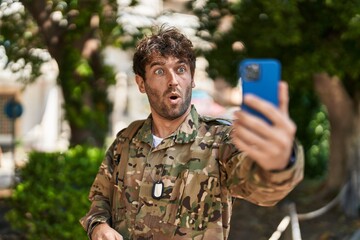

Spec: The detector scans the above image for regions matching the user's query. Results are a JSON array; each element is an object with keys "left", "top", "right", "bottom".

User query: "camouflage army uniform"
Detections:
[{"left": 80, "top": 105, "right": 303, "bottom": 240}]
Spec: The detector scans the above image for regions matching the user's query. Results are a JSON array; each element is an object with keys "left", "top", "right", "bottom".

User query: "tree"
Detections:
[
  {"left": 1, "top": 0, "right": 124, "bottom": 147},
  {"left": 193, "top": 0, "right": 360, "bottom": 216}
]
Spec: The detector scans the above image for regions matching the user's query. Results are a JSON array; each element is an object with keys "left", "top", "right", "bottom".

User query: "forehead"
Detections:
[{"left": 146, "top": 54, "right": 188, "bottom": 67}]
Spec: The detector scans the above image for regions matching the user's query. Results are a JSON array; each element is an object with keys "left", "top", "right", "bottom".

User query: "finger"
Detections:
[
  {"left": 232, "top": 126, "right": 294, "bottom": 170},
  {"left": 232, "top": 119, "right": 268, "bottom": 150},
  {"left": 233, "top": 113, "right": 286, "bottom": 155},
  {"left": 231, "top": 135, "right": 267, "bottom": 162},
  {"left": 279, "top": 81, "right": 289, "bottom": 115},
  {"left": 243, "top": 94, "right": 283, "bottom": 125},
  {"left": 234, "top": 110, "right": 274, "bottom": 140},
  {"left": 234, "top": 110, "right": 296, "bottom": 149},
  {"left": 242, "top": 94, "right": 296, "bottom": 130},
  {"left": 242, "top": 94, "right": 280, "bottom": 121}
]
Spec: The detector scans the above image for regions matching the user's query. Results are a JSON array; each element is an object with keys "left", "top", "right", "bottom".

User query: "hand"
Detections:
[
  {"left": 231, "top": 81, "right": 296, "bottom": 171},
  {"left": 91, "top": 223, "right": 123, "bottom": 240}
]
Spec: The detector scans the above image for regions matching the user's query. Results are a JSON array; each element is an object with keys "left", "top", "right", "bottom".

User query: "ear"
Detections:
[
  {"left": 135, "top": 75, "right": 146, "bottom": 93},
  {"left": 191, "top": 79, "right": 196, "bottom": 88}
]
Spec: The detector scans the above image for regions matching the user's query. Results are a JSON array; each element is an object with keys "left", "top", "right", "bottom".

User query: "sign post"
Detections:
[{"left": 4, "top": 98, "right": 23, "bottom": 161}]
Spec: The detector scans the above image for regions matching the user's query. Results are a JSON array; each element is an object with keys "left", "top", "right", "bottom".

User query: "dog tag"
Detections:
[{"left": 152, "top": 180, "right": 164, "bottom": 200}]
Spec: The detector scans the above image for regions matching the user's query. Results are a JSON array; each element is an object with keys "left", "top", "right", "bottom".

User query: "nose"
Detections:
[{"left": 168, "top": 71, "right": 179, "bottom": 87}]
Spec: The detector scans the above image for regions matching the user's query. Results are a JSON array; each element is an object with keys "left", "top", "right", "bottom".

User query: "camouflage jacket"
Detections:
[{"left": 80, "top": 105, "right": 304, "bottom": 240}]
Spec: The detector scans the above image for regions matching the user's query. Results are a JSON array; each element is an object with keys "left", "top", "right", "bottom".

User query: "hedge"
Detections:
[{"left": 6, "top": 145, "right": 103, "bottom": 240}]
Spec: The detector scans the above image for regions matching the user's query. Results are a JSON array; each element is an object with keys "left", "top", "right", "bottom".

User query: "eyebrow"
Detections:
[
  {"left": 148, "top": 59, "right": 187, "bottom": 69},
  {"left": 149, "top": 61, "right": 165, "bottom": 69}
]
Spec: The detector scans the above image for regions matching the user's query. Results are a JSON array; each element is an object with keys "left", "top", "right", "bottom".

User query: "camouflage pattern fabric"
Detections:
[{"left": 80, "top": 105, "right": 304, "bottom": 240}]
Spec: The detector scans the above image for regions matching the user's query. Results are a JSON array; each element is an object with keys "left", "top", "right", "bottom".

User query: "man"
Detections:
[{"left": 80, "top": 26, "right": 303, "bottom": 240}]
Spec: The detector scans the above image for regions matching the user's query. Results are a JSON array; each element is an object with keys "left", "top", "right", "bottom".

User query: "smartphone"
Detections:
[{"left": 238, "top": 58, "right": 281, "bottom": 123}]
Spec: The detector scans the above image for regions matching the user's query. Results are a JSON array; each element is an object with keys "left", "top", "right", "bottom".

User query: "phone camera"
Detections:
[{"left": 245, "top": 63, "right": 260, "bottom": 81}]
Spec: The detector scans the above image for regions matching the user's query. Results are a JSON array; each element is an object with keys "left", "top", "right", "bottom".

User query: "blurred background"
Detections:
[{"left": 1, "top": 0, "right": 360, "bottom": 239}]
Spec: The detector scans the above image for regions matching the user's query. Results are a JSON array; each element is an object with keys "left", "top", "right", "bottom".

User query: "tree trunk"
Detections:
[
  {"left": 58, "top": 20, "right": 111, "bottom": 147},
  {"left": 340, "top": 101, "right": 360, "bottom": 217},
  {"left": 21, "top": 0, "right": 115, "bottom": 147},
  {"left": 313, "top": 73, "right": 354, "bottom": 193}
]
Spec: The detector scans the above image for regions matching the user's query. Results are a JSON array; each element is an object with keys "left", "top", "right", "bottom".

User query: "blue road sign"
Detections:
[{"left": 4, "top": 99, "right": 23, "bottom": 119}]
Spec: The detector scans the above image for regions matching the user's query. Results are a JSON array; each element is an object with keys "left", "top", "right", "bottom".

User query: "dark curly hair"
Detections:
[{"left": 133, "top": 25, "right": 196, "bottom": 80}]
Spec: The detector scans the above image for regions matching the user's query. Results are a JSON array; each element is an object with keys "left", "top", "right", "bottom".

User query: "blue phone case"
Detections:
[{"left": 239, "top": 59, "right": 281, "bottom": 123}]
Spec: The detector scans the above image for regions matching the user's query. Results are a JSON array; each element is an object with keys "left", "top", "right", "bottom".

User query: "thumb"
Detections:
[{"left": 279, "top": 81, "right": 289, "bottom": 115}]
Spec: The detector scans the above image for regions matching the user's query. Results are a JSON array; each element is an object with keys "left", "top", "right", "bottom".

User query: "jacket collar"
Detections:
[{"left": 133, "top": 105, "right": 199, "bottom": 147}]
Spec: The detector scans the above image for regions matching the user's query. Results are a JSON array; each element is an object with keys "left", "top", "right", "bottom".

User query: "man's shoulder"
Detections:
[
  {"left": 199, "top": 115, "right": 232, "bottom": 126},
  {"left": 116, "top": 119, "right": 146, "bottom": 139}
]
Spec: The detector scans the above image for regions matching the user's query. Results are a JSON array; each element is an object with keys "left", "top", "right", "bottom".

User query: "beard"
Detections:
[{"left": 145, "top": 83, "right": 192, "bottom": 120}]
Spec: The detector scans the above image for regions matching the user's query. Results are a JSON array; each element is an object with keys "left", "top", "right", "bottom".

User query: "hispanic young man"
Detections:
[{"left": 80, "top": 26, "right": 304, "bottom": 240}]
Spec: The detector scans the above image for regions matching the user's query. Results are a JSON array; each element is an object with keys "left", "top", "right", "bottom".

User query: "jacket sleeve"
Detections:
[
  {"left": 79, "top": 139, "right": 117, "bottom": 237},
  {"left": 219, "top": 130, "right": 304, "bottom": 206}
]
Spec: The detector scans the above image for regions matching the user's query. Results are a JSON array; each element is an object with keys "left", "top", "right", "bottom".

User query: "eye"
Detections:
[
  {"left": 178, "top": 66, "right": 186, "bottom": 73},
  {"left": 155, "top": 68, "right": 164, "bottom": 75}
]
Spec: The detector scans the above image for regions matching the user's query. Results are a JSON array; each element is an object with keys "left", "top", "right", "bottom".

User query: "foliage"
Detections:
[
  {"left": 5, "top": 146, "right": 104, "bottom": 239},
  {"left": 0, "top": 0, "right": 46, "bottom": 80},
  {"left": 192, "top": 0, "right": 360, "bottom": 178},
  {"left": 198, "top": 0, "right": 360, "bottom": 91},
  {"left": 304, "top": 106, "right": 330, "bottom": 178},
  {"left": 289, "top": 90, "right": 330, "bottom": 178},
  {"left": 1, "top": 0, "right": 123, "bottom": 146}
]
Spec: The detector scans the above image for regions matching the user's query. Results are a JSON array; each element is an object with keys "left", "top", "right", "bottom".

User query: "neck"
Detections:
[{"left": 151, "top": 107, "right": 191, "bottom": 138}]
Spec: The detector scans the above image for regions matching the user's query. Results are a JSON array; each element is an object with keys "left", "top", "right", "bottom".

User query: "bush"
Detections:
[
  {"left": 6, "top": 145, "right": 104, "bottom": 240},
  {"left": 305, "top": 106, "right": 330, "bottom": 179}
]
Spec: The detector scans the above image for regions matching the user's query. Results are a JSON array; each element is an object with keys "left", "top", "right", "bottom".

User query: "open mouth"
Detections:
[
  {"left": 168, "top": 93, "right": 181, "bottom": 103},
  {"left": 170, "top": 95, "right": 178, "bottom": 100}
]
